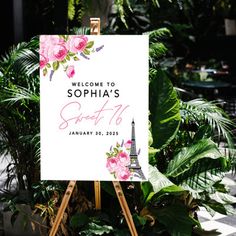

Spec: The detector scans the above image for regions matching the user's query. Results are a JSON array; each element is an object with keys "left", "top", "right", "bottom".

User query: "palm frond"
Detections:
[
  {"left": 0, "top": 37, "right": 39, "bottom": 78},
  {"left": 70, "top": 26, "right": 90, "bottom": 35},
  {"left": 180, "top": 99, "right": 235, "bottom": 151},
  {"left": 2, "top": 86, "right": 39, "bottom": 105},
  {"left": 11, "top": 37, "right": 39, "bottom": 76},
  {"left": 145, "top": 28, "right": 172, "bottom": 67},
  {"left": 144, "top": 27, "right": 172, "bottom": 43}
]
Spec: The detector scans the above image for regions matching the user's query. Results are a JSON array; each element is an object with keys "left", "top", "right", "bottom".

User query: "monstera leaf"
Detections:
[{"left": 149, "top": 69, "right": 180, "bottom": 151}]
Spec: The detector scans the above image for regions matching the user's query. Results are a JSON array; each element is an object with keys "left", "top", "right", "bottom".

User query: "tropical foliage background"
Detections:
[{"left": 0, "top": 1, "right": 236, "bottom": 235}]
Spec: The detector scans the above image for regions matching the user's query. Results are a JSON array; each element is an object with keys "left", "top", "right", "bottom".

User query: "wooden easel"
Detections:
[{"left": 49, "top": 18, "right": 138, "bottom": 236}]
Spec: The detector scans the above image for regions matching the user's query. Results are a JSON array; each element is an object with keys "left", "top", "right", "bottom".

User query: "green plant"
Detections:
[
  {"left": 0, "top": 37, "right": 40, "bottom": 191},
  {"left": 1, "top": 26, "right": 235, "bottom": 236},
  {"left": 215, "top": 0, "right": 236, "bottom": 18},
  {"left": 144, "top": 27, "right": 236, "bottom": 235},
  {"left": 106, "top": 0, "right": 151, "bottom": 34}
]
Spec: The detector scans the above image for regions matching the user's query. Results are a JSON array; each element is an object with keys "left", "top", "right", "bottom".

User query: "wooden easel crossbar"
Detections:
[{"left": 49, "top": 18, "right": 138, "bottom": 236}]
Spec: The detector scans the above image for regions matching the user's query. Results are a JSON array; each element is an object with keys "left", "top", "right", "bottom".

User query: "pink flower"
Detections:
[
  {"left": 66, "top": 65, "right": 75, "bottom": 78},
  {"left": 115, "top": 167, "right": 131, "bottom": 181},
  {"left": 117, "top": 152, "right": 130, "bottom": 166},
  {"left": 106, "top": 157, "right": 119, "bottom": 173},
  {"left": 124, "top": 140, "right": 132, "bottom": 149},
  {"left": 67, "top": 36, "right": 88, "bottom": 53},
  {"left": 48, "top": 44, "right": 68, "bottom": 62},
  {"left": 40, "top": 54, "right": 48, "bottom": 69},
  {"left": 40, "top": 35, "right": 65, "bottom": 60}
]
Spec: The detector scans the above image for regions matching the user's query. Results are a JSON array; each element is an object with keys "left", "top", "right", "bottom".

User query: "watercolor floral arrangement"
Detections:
[
  {"left": 40, "top": 35, "right": 103, "bottom": 80},
  {"left": 106, "top": 140, "right": 133, "bottom": 181}
]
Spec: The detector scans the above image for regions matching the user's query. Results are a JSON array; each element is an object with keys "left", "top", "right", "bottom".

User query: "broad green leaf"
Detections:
[
  {"left": 148, "top": 165, "right": 174, "bottom": 193},
  {"left": 141, "top": 181, "right": 153, "bottom": 203},
  {"left": 181, "top": 170, "right": 225, "bottom": 193},
  {"left": 153, "top": 185, "right": 186, "bottom": 202},
  {"left": 151, "top": 203, "right": 199, "bottom": 236},
  {"left": 133, "top": 213, "right": 147, "bottom": 226},
  {"left": 144, "top": 165, "right": 185, "bottom": 204},
  {"left": 79, "top": 222, "right": 113, "bottom": 236},
  {"left": 148, "top": 129, "right": 153, "bottom": 146},
  {"left": 149, "top": 69, "right": 180, "bottom": 150},
  {"left": 148, "top": 146, "right": 158, "bottom": 165},
  {"left": 166, "top": 139, "right": 222, "bottom": 178},
  {"left": 101, "top": 181, "right": 116, "bottom": 197},
  {"left": 70, "top": 213, "right": 89, "bottom": 229}
]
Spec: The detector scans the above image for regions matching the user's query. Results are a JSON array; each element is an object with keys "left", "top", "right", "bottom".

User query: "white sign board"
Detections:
[{"left": 40, "top": 35, "right": 149, "bottom": 181}]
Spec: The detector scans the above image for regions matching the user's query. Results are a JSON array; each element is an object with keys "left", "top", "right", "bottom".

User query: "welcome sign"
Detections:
[{"left": 40, "top": 35, "right": 149, "bottom": 181}]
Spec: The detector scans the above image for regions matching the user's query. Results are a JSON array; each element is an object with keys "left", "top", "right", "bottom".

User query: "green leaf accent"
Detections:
[
  {"left": 149, "top": 69, "right": 180, "bottom": 150},
  {"left": 68, "top": 52, "right": 76, "bottom": 57},
  {"left": 61, "top": 59, "right": 66, "bottom": 64},
  {"left": 43, "top": 68, "right": 47, "bottom": 76},
  {"left": 73, "top": 56, "right": 79, "bottom": 61},
  {"left": 86, "top": 41, "right": 94, "bottom": 49},
  {"left": 66, "top": 55, "right": 70, "bottom": 61},
  {"left": 52, "top": 61, "right": 59, "bottom": 71},
  {"left": 83, "top": 48, "right": 90, "bottom": 55},
  {"left": 166, "top": 139, "right": 222, "bottom": 178},
  {"left": 106, "top": 152, "right": 111, "bottom": 157},
  {"left": 46, "top": 63, "right": 51, "bottom": 68}
]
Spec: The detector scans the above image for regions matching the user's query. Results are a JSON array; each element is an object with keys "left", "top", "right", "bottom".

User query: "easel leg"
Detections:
[
  {"left": 94, "top": 180, "right": 101, "bottom": 210},
  {"left": 113, "top": 181, "right": 138, "bottom": 236},
  {"left": 90, "top": 17, "right": 102, "bottom": 212},
  {"left": 49, "top": 180, "right": 76, "bottom": 236}
]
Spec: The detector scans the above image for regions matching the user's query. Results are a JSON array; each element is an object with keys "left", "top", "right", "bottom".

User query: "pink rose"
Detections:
[
  {"left": 67, "top": 36, "right": 88, "bottom": 53},
  {"left": 106, "top": 157, "right": 119, "bottom": 173},
  {"left": 115, "top": 167, "right": 131, "bottom": 181},
  {"left": 124, "top": 140, "right": 132, "bottom": 149},
  {"left": 117, "top": 152, "right": 130, "bottom": 166},
  {"left": 40, "top": 35, "right": 63, "bottom": 47},
  {"left": 40, "top": 35, "right": 65, "bottom": 59},
  {"left": 40, "top": 54, "right": 48, "bottom": 69},
  {"left": 66, "top": 65, "right": 75, "bottom": 78},
  {"left": 48, "top": 44, "right": 68, "bottom": 62}
]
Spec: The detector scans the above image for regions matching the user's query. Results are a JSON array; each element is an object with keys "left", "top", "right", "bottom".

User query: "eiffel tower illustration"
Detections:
[{"left": 128, "top": 119, "right": 145, "bottom": 180}]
